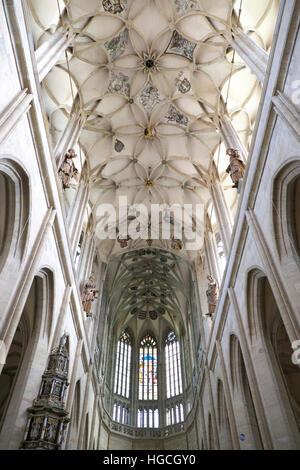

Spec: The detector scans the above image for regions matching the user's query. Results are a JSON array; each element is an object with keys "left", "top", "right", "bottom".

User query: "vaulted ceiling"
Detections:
[
  {"left": 28, "top": 0, "right": 278, "bottom": 263},
  {"left": 104, "top": 247, "right": 192, "bottom": 335}
]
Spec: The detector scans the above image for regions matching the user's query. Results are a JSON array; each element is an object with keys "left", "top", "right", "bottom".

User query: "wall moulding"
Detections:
[{"left": 0, "top": 89, "right": 33, "bottom": 145}]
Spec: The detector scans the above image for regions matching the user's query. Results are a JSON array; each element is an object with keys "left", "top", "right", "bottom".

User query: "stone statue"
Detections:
[
  {"left": 117, "top": 234, "right": 131, "bottom": 248},
  {"left": 171, "top": 236, "right": 183, "bottom": 250},
  {"left": 82, "top": 275, "right": 99, "bottom": 317},
  {"left": 226, "top": 148, "right": 245, "bottom": 189},
  {"left": 58, "top": 148, "right": 78, "bottom": 189},
  {"left": 206, "top": 275, "right": 218, "bottom": 316}
]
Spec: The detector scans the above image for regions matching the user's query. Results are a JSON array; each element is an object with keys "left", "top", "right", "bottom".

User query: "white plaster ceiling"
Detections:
[{"left": 28, "top": 0, "right": 279, "bottom": 263}]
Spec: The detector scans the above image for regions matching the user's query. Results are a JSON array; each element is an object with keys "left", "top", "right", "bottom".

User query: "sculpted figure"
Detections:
[
  {"left": 206, "top": 275, "right": 218, "bottom": 316},
  {"left": 117, "top": 234, "right": 131, "bottom": 248},
  {"left": 226, "top": 148, "right": 245, "bottom": 189},
  {"left": 58, "top": 149, "right": 78, "bottom": 189},
  {"left": 171, "top": 236, "right": 183, "bottom": 250},
  {"left": 82, "top": 275, "right": 99, "bottom": 317}
]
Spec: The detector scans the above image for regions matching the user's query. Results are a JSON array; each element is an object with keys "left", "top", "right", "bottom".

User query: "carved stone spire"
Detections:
[{"left": 20, "top": 335, "right": 70, "bottom": 450}]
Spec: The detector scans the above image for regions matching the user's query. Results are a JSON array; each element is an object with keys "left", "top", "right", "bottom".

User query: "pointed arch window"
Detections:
[
  {"left": 138, "top": 334, "right": 158, "bottom": 400},
  {"left": 114, "top": 330, "right": 131, "bottom": 398},
  {"left": 165, "top": 331, "right": 183, "bottom": 398}
]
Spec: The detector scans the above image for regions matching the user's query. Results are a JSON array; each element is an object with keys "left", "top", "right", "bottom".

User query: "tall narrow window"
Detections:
[
  {"left": 138, "top": 334, "right": 158, "bottom": 400},
  {"left": 113, "top": 402, "right": 129, "bottom": 425},
  {"left": 114, "top": 330, "right": 131, "bottom": 398},
  {"left": 166, "top": 401, "right": 184, "bottom": 425},
  {"left": 137, "top": 407, "right": 159, "bottom": 428},
  {"left": 165, "top": 331, "right": 183, "bottom": 398}
]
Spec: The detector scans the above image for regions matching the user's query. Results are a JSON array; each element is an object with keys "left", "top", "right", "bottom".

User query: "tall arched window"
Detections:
[
  {"left": 113, "top": 330, "right": 131, "bottom": 398},
  {"left": 165, "top": 331, "right": 183, "bottom": 398},
  {"left": 138, "top": 334, "right": 158, "bottom": 400}
]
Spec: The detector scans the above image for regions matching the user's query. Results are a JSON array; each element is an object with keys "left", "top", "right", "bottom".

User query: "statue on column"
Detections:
[
  {"left": 117, "top": 234, "right": 131, "bottom": 248},
  {"left": 82, "top": 275, "right": 99, "bottom": 317},
  {"left": 225, "top": 148, "right": 245, "bottom": 189},
  {"left": 205, "top": 275, "right": 218, "bottom": 317},
  {"left": 58, "top": 148, "right": 78, "bottom": 189}
]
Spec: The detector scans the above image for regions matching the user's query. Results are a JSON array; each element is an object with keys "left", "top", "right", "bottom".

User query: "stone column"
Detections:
[
  {"left": 204, "top": 236, "right": 219, "bottom": 282},
  {"left": 228, "top": 27, "right": 269, "bottom": 83},
  {"left": 219, "top": 115, "right": 248, "bottom": 163},
  {"left": 0, "top": 89, "right": 33, "bottom": 144},
  {"left": 77, "top": 232, "right": 95, "bottom": 284},
  {"left": 54, "top": 112, "right": 85, "bottom": 168},
  {"left": 36, "top": 26, "right": 75, "bottom": 83},
  {"left": 68, "top": 177, "right": 90, "bottom": 254},
  {"left": 210, "top": 175, "right": 233, "bottom": 256}
]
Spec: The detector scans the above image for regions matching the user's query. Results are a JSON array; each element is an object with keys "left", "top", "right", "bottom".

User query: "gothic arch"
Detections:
[
  {"left": 37, "top": 267, "right": 55, "bottom": 343},
  {"left": 272, "top": 158, "right": 300, "bottom": 266},
  {"left": 207, "top": 413, "right": 214, "bottom": 450},
  {"left": 83, "top": 413, "right": 89, "bottom": 450},
  {"left": 0, "top": 157, "right": 30, "bottom": 274},
  {"left": 217, "top": 379, "right": 233, "bottom": 449},
  {"left": 66, "top": 379, "right": 81, "bottom": 449},
  {"left": 229, "top": 334, "right": 263, "bottom": 449},
  {"left": 247, "top": 269, "right": 300, "bottom": 435},
  {"left": 0, "top": 268, "right": 53, "bottom": 438}
]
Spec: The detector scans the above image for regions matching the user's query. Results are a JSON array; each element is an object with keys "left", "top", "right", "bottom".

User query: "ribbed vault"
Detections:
[{"left": 28, "top": 0, "right": 279, "bottom": 263}]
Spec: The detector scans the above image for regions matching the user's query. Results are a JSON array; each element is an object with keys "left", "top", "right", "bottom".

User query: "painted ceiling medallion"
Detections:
[
  {"left": 144, "top": 125, "right": 156, "bottom": 139},
  {"left": 176, "top": 71, "right": 191, "bottom": 94},
  {"left": 102, "top": 0, "right": 125, "bottom": 14},
  {"left": 140, "top": 53, "right": 159, "bottom": 73},
  {"left": 137, "top": 84, "right": 163, "bottom": 114},
  {"left": 174, "top": 0, "right": 201, "bottom": 15},
  {"left": 165, "top": 104, "right": 189, "bottom": 127},
  {"left": 104, "top": 29, "right": 128, "bottom": 61},
  {"left": 144, "top": 179, "right": 154, "bottom": 188},
  {"left": 108, "top": 71, "right": 130, "bottom": 96},
  {"left": 114, "top": 138, "right": 125, "bottom": 152},
  {"left": 166, "top": 30, "right": 196, "bottom": 61}
]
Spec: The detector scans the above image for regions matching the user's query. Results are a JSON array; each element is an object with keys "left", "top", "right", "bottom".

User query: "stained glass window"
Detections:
[
  {"left": 114, "top": 330, "right": 131, "bottom": 398},
  {"left": 165, "top": 331, "right": 183, "bottom": 398},
  {"left": 138, "top": 334, "right": 158, "bottom": 400}
]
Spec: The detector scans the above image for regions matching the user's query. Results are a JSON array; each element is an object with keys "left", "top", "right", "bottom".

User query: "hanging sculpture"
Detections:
[
  {"left": 58, "top": 148, "right": 78, "bottom": 189},
  {"left": 20, "top": 335, "right": 70, "bottom": 450},
  {"left": 226, "top": 148, "right": 245, "bottom": 189},
  {"left": 205, "top": 275, "right": 218, "bottom": 317},
  {"left": 82, "top": 275, "right": 99, "bottom": 317}
]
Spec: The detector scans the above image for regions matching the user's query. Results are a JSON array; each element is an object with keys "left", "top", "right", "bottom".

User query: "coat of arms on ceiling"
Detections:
[
  {"left": 175, "top": 71, "right": 191, "bottom": 94},
  {"left": 174, "top": 0, "right": 201, "bottom": 15},
  {"left": 102, "top": 0, "right": 126, "bottom": 15},
  {"left": 166, "top": 30, "right": 196, "bottom": 61},
  {"left": 104, "top": 29, "right": 128, "bottom": 61},
  {"left": 165, "top": 104, "right": 189, "bottom": 127},
  {"left": 137, "top": 84, "right": 163, "bottom": 114},
  {"left": 108, "top": 71, "right": 130, "bottom": 96},
  {"left": 114, "top": 138, "right": 125, "bottom": 152}
]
